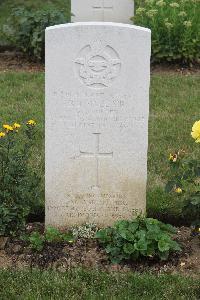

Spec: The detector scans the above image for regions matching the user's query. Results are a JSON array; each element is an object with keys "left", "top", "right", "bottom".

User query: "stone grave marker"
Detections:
[
  {"left": 45, "top": 22, "right": 151, "bottom": 228},
  {"left": 71, "top": 0, "right": 134, "bottom": 24}
]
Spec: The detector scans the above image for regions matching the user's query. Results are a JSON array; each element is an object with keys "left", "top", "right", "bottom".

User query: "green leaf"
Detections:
[
  {"left": 158, "top": 250, "right": 169, "bottom": 261},
  {"left": 123, "top": 243, "right": 135, "bottom": 254},
  {"left": 128, "top": 220, "right": 139, "bottom": 233},
  {"left": 158, "top": 239, "right": 170, "bottom": 252},
  {"left": 134, "top": 239, "right": 148, "bottom": 252},
  {"left": 135, "top": 230, "right": 146, "bottom": 240},
  {"left": 95, "top": 229, "right": 112, "bottom": 243},
  {"left": 159, "top": 223, "right": 177, "bottom": 234}
]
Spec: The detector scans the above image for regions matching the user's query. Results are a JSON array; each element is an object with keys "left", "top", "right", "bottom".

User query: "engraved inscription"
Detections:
[
  {"left": 92, "top": 0, "right": 114, "bottom": 20},
  {"left": 50, "top": 91, "right": 146, "bottom": 131},
  {"left": 75, "top": 40, "right": 121, "bottom": 89},
  {"left": 79, "top": 133, "right": 113, "bottom": 188}
]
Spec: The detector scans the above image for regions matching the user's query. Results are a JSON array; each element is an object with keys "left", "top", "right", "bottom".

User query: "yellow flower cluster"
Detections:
[
  {"left": 175, "top": 187, "right": 182, "bottom": 194},
  {"left": 165, "top": 22, "right": 173, "bottom": 29},
  {"left": 146, "top": 9, "right": 158, "bottom": 17},
  {"left": 191, "top": 120, "right": 200, "bottom": 143},
  {"left": 0, "top": 132, "right": 6, "bottom": 138},
  {"left": 169, "top": 153, "right": 178, "bottom": 162},
  {"left": 27, "top": 120, "right": 36, "bottom": 126},
  {"left": 169, "top": 149, "right": 185, "bottom": 162},
  {"left": 156, "top": 0, "right": 166, "bottom": 7},
  {"left": 183, "top": 20, "right": 192, "bottom": 28},
  {"left": 0, "top": 120, "right": 36, "bottom": 139},
  {"left": 3, "top": 124, "right": 14, "bottom": 132},
  {"left": 170, "top": 2, "right": 180, "bottom": 8},
  {"left": 178, "top": 11, "right": 187, "bottom": 17},
  {"left": 135, "top": 1, "right": 193, "bottom": 29}
]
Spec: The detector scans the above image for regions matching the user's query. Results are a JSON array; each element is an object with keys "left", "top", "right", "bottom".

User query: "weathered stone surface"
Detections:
[
  {"left": 45, "top": 23, "right": 151, "bottom": 228},
  {"left": 71, "top": 0, "right": 134, "bottom": 23}
]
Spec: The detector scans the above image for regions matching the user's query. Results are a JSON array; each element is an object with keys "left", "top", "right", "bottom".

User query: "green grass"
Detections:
[
  {"left": 0, "top": 269, "right": 199, "bottom": 299},
  {"left": 0, "top": 0, "right": 70, "bottom": 45},
  {"left": 0, "top": 72, "right": 199, "bottom": 222}
]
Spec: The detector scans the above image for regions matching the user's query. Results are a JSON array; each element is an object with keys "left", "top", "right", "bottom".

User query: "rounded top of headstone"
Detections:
[{"left": 46, "top": 22, "right": 151, "bottom": 34}]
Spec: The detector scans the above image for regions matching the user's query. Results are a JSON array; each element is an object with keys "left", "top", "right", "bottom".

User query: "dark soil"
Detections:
[
  {"left": 151, "top": 63, "right": 200, "bottom": 75},
  {"left": 0, "top": 225, "right": 199, "bottom": 277},
  {"left": 0, "top": 51, "right": 44, "bottom": 72}
]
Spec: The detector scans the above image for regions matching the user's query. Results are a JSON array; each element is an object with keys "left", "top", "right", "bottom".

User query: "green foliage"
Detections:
[
  {"left": 166, "top": 152, "right": 200, "bottom": 227},
  {"left": 45, "top": 227, "right": 63, "bottom": 243},
  {"left": 28, "top": 231, "right": 44, "bottom": 251},
  {"left": 0, "top": 204, "right": 29, "bottom": 236},
  {"left": 96, "top": 216, "right": 181, "bottom": 263},
  {"left": 3, "top": 7, "right": 67, "bottom": 61},
  {"left": 0, "top": 120, "right": 41, "bottom": 236},
  {"left": 28, "top": 227, "right": 75, "bottom": 251},
  {"left": 133, "top": 0, "right": 200, "bottom": 64}
]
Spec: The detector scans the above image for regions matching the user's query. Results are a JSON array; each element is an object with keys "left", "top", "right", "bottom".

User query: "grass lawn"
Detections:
[
  {"left": 0, "top": 269, "right": 199, "bottom": 299},
  {"left": 0, "top": 0, "right": 70, "bottom": 45},
  {"left": 0, "top": 72, "right": 199, "bottom": 221}
]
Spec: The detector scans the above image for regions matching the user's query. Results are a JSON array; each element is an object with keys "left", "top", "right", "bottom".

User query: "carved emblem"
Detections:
[{"left": 75, "top": 41, "right": 121, "bottom": 88}]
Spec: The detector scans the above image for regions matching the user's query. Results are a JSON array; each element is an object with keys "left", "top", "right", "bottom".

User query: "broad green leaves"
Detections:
[{"left": 96, "top": 216, "right": 181, "bottom": 263}]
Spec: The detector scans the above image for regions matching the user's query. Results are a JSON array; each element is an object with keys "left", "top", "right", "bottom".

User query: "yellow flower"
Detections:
[
  {"left": 191, "top": 120, "right": 200, "bottom": 143},
  {"left": 178, "top": 11, "right": 187, "bottom": 17},
  {"left": 146, "top": 9, "right": 158, "bottom": 18},
  {"left": 13, "top": 123, "right": 21, "bottom": 131},
  {"left": 3, "top": 124, "right": 13, "bottom": 132},
  {"left": 0, "top": 132, "right": 6, "bottom": 138},
  {"left": 27, "top": 120, "right": 36, "bottom": 126},
  {"left": 183, "top": 20, "right": 192, "bottom": 28},
  {"left": 156, "top": 0, "right": 166, "bottom": 7},
  {"left": 136, "top": 7, "right": 146, "bottom": 15},
  {"left": 169, "top": 153, "right": 178, "bottom": 162},
  {"left": 175, "top": 187, "right": 182, "bottom": 194},
  {"left": 170, "top": 2, "right": 179, "bottom": 8},
  {"left": 165, "top": 22, "right": 173, "bottom": 29}
]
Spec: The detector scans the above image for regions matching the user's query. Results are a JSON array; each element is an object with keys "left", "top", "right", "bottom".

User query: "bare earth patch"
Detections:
[
  {"left": 0, "top": 51, "right": 44, "bottom": 72},
  {"left": 0, "top": 225, "right": 199, "bottom": 277}
]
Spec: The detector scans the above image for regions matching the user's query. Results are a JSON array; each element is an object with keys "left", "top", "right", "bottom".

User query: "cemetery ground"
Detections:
[{"left": 0, "top": 58, "right": 199, "bottom": 298}]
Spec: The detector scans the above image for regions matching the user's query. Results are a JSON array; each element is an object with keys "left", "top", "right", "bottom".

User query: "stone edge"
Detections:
[{"left": 46, "top": 22, "right": 151, "bottom": 34}]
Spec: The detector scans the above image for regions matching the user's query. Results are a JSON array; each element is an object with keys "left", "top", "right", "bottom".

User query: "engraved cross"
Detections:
[
  {"left": 80, "top": 133, "right": 113, "bottom": 188},
  {"left": 92, "top": 0, "right": 114, "bottom": 20}
]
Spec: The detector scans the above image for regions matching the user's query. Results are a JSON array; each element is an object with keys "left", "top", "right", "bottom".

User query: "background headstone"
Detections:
[
  {"left": 45, "top": 23, "right": 151, "bottom": 228},
  {"left": 71, "top": 0, "right": 134, "bottom": 24}
]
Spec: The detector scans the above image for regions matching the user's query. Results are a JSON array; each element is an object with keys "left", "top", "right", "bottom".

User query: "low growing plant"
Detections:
[
  {"left": 71, "top": 223, "right": 98, "bottom": 239},
  {"left": 3, "top": 7, "right": 67, "bottom": 61},
  {"left": 96, "top": 216, "right": 181, "bottom": 263},
  {"left": 28, "top": 227, "right": 75, "bottom": 251},
  {"left": 133, "top": 0, "right": 200, "bottom": 64},
  {"left": 166, "top": 120, "right": 200, "bottom": 229},
  {"left": 0, "top": 120, "right": 41, "bottom": 236}
]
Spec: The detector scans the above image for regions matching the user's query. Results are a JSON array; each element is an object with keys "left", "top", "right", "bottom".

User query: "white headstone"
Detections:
[
  {"left": 45, "top": 22, "right": 151, "bottom": 228},
  {"left": 71, "top": 0, "right": 134, "bottom": 24}
]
